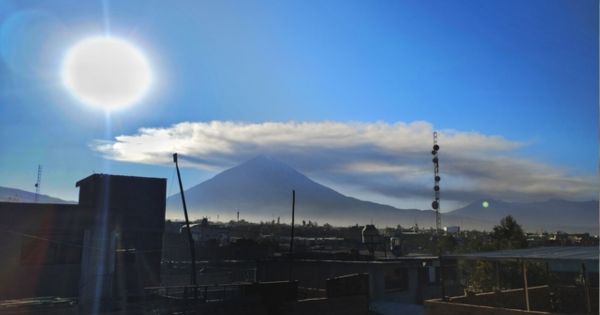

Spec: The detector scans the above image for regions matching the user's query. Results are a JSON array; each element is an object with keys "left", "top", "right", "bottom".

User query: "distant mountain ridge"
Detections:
[
  {"left": 446, "top": 199, "right": 598, "bottom": 233},
  {"left": 0, "top": 186, "right": 73, "bottom": 204},
  {"left": 167, "top": 155, "right": 599, "bottom": 233},
  {"left": 167, "top": 155, "right": 435, "bottom": 227}
]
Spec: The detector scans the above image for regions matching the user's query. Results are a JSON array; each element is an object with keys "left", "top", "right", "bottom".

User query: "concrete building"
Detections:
[
  {"left": 257, "top": 256, "right": 446, "bottom": 305},
  {"left": 0, "top": 174, "right": 166, "bottom": 306},
  {"left": 181, "top": 219, "right": 231, "bottom": 246},
  {"left": 443, "top": 226, "right": 460, "bottom": 234}
]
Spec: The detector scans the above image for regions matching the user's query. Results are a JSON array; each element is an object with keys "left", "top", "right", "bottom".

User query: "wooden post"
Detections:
[
  {"left": 522, "top": 260, "right": 530, "bottom": 311},
  {"left": 439, "top": 257, "right": 446, "bottom": 300},
  {"left": 582, "top": 263, "right": 591, "bottom": 314},
  {"left": 289, "top": 190, "right": 296, "bottom": 281}
]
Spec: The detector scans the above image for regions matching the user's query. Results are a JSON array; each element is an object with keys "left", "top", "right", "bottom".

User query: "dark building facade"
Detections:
[
  {"left": 257, "top": 257, "right": 447, "bottom": 305},
  {"left": 0, "top": 174, "right": 166, "bottom": 301}
]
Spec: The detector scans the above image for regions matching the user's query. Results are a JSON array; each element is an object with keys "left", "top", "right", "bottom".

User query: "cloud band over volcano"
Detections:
[{"left": 93, "top": 120, "right": 598, "bottom": 208}]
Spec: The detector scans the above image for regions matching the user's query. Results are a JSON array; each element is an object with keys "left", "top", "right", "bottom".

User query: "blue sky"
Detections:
[{"left": 0, "top": 0, "right": 597, "bottom": 210}]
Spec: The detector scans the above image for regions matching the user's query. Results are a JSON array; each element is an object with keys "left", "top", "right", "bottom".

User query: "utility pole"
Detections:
[
  {"left": 289, "top": 190, "right": 296, "bottom": 281},
  {"left": 34, "top": 165, "right": 42, "bottom": 203},
  {"left": 431, "top": 132, "right": 442, "bottom": 234},
  {"left": 173, "top": 153, "right": 198, "bottom": 299}
]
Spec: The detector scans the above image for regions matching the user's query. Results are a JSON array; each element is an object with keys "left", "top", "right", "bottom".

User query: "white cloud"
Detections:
[{"left": 93, "top": 120, "right": 598, "bottom": 206}]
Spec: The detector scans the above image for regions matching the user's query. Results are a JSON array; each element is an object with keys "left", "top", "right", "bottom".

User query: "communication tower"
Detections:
[
  {"left": 34, "top": 165, "right": 42, "bottom": 203},
  {"left": 431, "top": 133, "right": 442, "bottom": 233}
]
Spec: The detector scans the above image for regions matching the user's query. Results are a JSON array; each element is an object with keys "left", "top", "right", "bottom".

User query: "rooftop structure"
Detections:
[
  {"left": 258, "top": 256, "right": 443, "bottom": 305},
  {"left": 443, "top": 246, "right": 598, "bottom": 263},
  {"left": 0, "top": 174, "right": 166, "bottom": 312}
]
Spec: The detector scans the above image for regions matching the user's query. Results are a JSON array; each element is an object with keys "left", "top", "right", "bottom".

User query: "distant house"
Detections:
[
  {"left": 181, "top": 219, "right": 231, "bottom": 246},
  {"left": 443, "top": 226, "right": 460, "bottom": 234}
]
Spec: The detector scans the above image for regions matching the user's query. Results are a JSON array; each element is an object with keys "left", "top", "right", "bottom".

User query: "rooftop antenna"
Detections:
[
  {"left": 431, "top": 132, "right": 442, "bottom": 234},
  {"left": 34, "top": 165, "right": 42, "bottom": 203},
  {"left": 173, "top": 153, "right": 198, "bottom": 299}
]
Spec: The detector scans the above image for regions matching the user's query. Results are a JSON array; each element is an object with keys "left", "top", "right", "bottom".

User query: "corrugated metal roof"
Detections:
[{"left": 443, "top": 246, "right": 598, "bottom": 262}]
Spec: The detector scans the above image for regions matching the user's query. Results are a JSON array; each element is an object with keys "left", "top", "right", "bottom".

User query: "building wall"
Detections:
[
  {"left": 290, "top": 296, "right": 369, "bottom": 315},
  {"left": 448, "top": 286, "right": 550, "bottom": 311},
  {"left": 257, "top": 259, "right": 441, "bottom": 304},
  {"left": 78, "top": 174, "right": 166, "bottom": 290},
  {"left": 426, "top": 285, "right": 599, "bottom": 315},
  {"left": 449, "top": 285, "right": 597, "bottom": 313},
  {"left": 0, "top": 174, "right": 167, "bottom": 300},
  {"left": 0, "top": 203, "right": 92, "bottom": 299},
  {"left": 424, "top": 299, "right": 553, "bottom": 315}
]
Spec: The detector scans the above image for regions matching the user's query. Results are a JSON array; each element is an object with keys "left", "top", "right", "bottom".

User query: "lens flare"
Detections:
[{"left": 61, "top": 36, "right": 152, "bottom": 111}]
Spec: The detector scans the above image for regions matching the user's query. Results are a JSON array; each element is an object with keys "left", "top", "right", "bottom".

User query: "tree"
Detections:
[
  {"left": 491, "top": 215, "right": 527, "bottom": 250},
  {"left": 437, "top": 234, "right": 458, "bottom": 254},
  {"left": 465, "top": 217, "right": 527, "bottom": 293}
]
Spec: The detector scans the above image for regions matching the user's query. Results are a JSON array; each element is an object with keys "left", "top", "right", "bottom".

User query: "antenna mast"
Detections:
[
  {"left": 34, "top": 165, "right": 42, "bottom": 203},
  {"left": 173, "top": 153, "right": 198, "bottom": 299},
  {"left": 431, "top": 132, "right": 442, "bottom": 233}
]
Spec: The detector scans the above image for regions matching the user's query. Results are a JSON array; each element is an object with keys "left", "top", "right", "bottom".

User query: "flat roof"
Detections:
[
  {"left": 284, "top": 257, "right": 439, "bottom": 264},
  {"left": 75, "top": 173, "right": 166, "bottom": 187},
  {"left": 443, "top": 246, "right": 598, "bottom": 262}
]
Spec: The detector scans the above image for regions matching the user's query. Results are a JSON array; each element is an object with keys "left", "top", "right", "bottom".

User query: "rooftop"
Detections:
[
  {"left": 444, "top": 246, "right": 598, "bottom": 262},
  {"left": 75, "top": 173, "right": 166, "bottom": 187}
]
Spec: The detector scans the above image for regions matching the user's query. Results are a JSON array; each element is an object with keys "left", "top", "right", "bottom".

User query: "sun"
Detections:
[{"left": 61, "top": 36, "right": 152, "bottom": 111}]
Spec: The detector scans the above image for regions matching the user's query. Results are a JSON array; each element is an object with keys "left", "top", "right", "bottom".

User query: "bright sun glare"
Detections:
[{"left": 61, "top": 36, "right": 152, "bottom": 111}]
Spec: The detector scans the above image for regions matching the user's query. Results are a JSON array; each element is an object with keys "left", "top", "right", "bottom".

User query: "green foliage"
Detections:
[
  {"left": 462, "top": 260, "right": 550, "bottom": 294},
  {"left": 462, "top": 216, "right": 529, "bottom": 293},
  {"left": 491, "top": 215, "right": 527, "bottom": 250},
  {"left": 463, "top": 260, "right": 495, "bottom": 292},
  {"left": 437, "top": 234, "right": 458, "bottom": 254},
  {"left": 458, "top": 230, "right": 494, "bottom": 253}
]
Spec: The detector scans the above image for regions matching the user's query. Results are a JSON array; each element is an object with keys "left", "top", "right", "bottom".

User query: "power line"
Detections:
[{"left": 1, "top": 227, "right": 176, "bottom": 254}]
